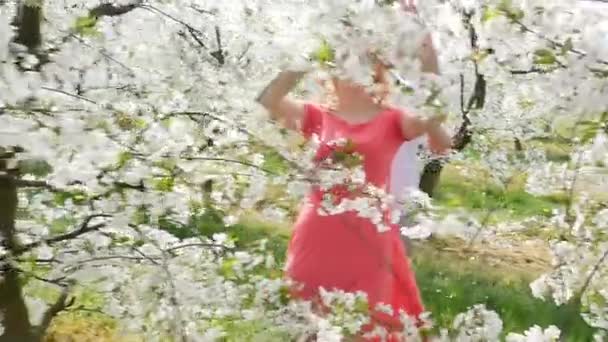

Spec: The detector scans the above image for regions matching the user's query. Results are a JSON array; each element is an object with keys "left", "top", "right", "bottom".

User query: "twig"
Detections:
[
  {"left": 510, "top": 67, "right": 552, "bottom": 75},
  {"left": 509, "top": 17, "right": 608, "bottom": 65},
  {"left": 180, "top": 156, "right": 278, "bottom": 175},
  {"left": 40, "top": 86, "right": 98, "bottom": 105},
  {"left": 132, "top": 247, "right": 160, "bottom": 265},
  {"left": 165, "top": 242, "right": 232, "bottom": 253},
  {"left": 67, "top": 33, "right": 136, "bottom": 76},
  {"left": 141, "top": 4, "right": 207, "bottom": 43},
  {"left": 577, "top": 246, "right": 608, "bottom": 300},
  {"left": 190, "top": 5, "right": 215, "bottom": 16},
  {"left": 210, "top": 26, "right": 225, "bottom": 65},
  {"left": 187, "top": 26, "right": 207, "bottom": 48}
]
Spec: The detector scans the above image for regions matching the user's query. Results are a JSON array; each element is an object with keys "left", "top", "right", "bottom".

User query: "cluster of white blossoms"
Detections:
[
  {"left": 1, "top": 0, "right": 608, "bottom": 340},
  {"left": 451, "top": 304, "right": 504, "bottom": 341},
  {"left": 505, "top": 324, "right": 561, "bottom": 342}
]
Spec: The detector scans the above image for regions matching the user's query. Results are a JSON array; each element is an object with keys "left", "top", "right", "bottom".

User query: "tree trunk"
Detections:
[
  {"left": 0, "top": 155, "right": 35, "bottom": 342},
  {"left": 419, "top": 159, "right": 444, "bottom": 197},
  {"left": 12, "top": 2, "right": 42, "bottom": 52}
]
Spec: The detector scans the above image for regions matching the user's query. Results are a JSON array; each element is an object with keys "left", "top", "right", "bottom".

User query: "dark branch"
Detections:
[
  {"left": 9, "top": 214, "right": 111, "bottom": 258},
  {"left": 187, "top": 26, "right": 207, "bottom": 48},
  {"left": 450, "top": 10, "right": 483, "bottom": 152},
  {"left": 90, "top": 2, "right": 141, "bottom": 18},
  {"left": 14, "top": 178, "right": 57, "bottom": 190},
  {"left": 43, "top": 214, "right": 111, "bottom": 245},
  {"left": 510, "top": 67, "right": 552, "bottom": 75},
  {"left": 210, "top": 26, "right": 225, "bottom": 65},
  {"left": 142, "top": 4, "right": 208, "bottom": 48},
  {"left": 165, "top": 242, "right": 232, "bottom": 253},
  {"left": 40, "top": 86, "right": 98, "bottom": 105}
]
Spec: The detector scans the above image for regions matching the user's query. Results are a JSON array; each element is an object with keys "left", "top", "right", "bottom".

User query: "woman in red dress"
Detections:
[{"left": 256, "top": 8, "right": 450, "bottom": 342}]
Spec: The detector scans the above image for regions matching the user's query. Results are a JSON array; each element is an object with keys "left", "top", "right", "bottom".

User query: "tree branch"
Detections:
[
  {"left": 8, "top": 214, "right": 111, "bottom": 259},
  {"left": 40, "top": 86, "right": 98, "bottom": 105},
  {"left": 575, "top": 246, "right": 608, "bottom": 304},
  {"left": 43, "top": 214, "right": 111, "bottom": 246},
  {"left": 180, "top": 155, "right": 278, "bottom": 175},
  {"left": 141, "top": 4, "right": 208, "bottom": 49},
  {"left": 36, "top": 286, "right": 75, "bottom": 337},
  {"left": 210, "top": 26, "right": 225, "bottom": 65},
  {"left": 165, "top": 242, "right": 232, "bottom": 254},
  {"left": 509, "top": 16, "right": 608, "bottom": 65},
  {"left": 89, "top": 2, "right": 142, "bottom": 18}
]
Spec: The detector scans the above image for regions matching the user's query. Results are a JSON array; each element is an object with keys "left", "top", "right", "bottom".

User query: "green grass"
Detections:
[
  {"left": 411, "top": 244, "right": 594, "bottom": 341},
  {"left": 433, "top": 163, "right": 568, "bottom": 222},
  {"left": 161, "top": 206, "right": 290, "bottom": 261}
]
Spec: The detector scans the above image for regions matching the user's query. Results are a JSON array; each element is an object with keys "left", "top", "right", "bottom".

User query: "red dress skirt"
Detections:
[{"left": 285, "top": 103, "right": 425, "bottom": 340}]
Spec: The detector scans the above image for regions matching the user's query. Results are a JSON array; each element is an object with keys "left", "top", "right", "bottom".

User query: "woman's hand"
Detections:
[
  {"left": 423, "top": 113, "right": 451, "bottom": 154},
  {"left": 399, "top": 110, "right": 451, "bottom": 154},
  {"left": 424, "top": 112, "right": 447, "bottom": 129}
]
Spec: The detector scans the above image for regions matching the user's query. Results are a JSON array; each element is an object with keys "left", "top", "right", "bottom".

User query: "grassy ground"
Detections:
[
  {"left": 433, "top": 163, "right": 567, "bottom": 221},
  {"left": 412, "top": 241, "right": 593, "bottom": 341}
]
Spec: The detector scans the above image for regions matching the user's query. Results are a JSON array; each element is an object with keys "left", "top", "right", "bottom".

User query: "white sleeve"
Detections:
[{"left": 389, "top": 138, "right": 424, "bottom": 204}]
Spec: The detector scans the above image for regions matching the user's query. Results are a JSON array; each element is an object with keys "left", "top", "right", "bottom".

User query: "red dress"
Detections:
[{"left": 285, "top": 103, "right": 425, "bottom": 339}]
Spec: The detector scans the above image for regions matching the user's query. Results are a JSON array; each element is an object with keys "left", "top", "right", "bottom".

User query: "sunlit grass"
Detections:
[{"left": 433, "top": 162, "right": 567, "bottom": 223}]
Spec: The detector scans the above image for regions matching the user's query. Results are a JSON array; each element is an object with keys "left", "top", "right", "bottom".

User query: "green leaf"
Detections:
[
  {"left": 153, "top": 177, "right": 175, "bottom": 192},
  {"left": 74, "top": 15, "right": 98, "bottom": 36},
  {"left": 343, "top": 139, "right": 356, "bottom": 153},
  {"left": 50, "top": 217, "right": 77, "bottom": 235},
  {"left": 133, "top": 206, "right": 150, "bottom": 225},
  {"left": 220, "top": 258, "right": 238, "bottom": 279},
  {"left": 53, "top": 190, "right": 89, "bottom": 206},
  {"left": 116, "top": 151, "right": 132, "bottom": 169},
  {"left": 498, "top": 0, "right": 524, "bottom": 22},
  {"left": 313, "top": 40, "right": 335, "bottom": 64},
  {"left": 533, "top": 48, "right": 557, "bottom": 65},
  {"left": 279, "top": 285, "right": 291, "bottom": 305},
  {"left": 114, "top": 113, "right": 146, "bottom": 130},
  {"left": 354, "top": 297, "right": 369, "bottom": 314},
  {"left": 481, "top": 7, "right": 501, "bottom": 23},
  {"left": 560, "top": 37, "right": 573, "bottom": 55}
]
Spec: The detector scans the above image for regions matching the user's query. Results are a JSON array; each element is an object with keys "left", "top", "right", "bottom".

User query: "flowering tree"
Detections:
[{"left": 1, "top": 0, "right": 607, "bottom": 341}]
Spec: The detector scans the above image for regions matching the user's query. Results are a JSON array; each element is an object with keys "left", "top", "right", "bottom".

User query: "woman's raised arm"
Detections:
[{"left": 255, "top": 71, "right": 307, "bottom": 130}]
